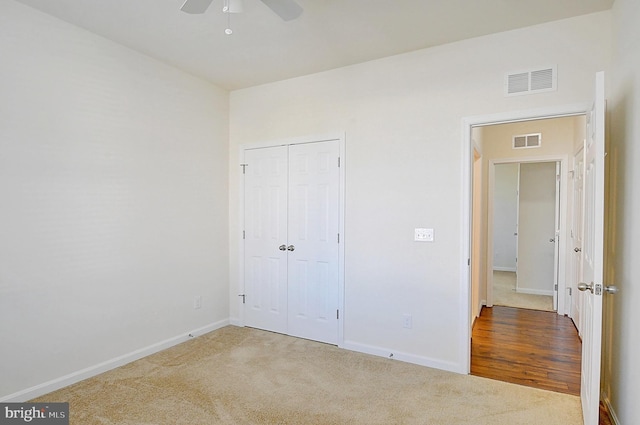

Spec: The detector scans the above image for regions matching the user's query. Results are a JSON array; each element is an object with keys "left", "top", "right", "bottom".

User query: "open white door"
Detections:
[
  {"left": 571, "top": 147, "right": 585, "bottom": 336},
  {"left": 578, "top": 71, "right": 606, "bottom": 425},
  {"left": 552, "top": 162, "right": 561, "bottom": 310}
]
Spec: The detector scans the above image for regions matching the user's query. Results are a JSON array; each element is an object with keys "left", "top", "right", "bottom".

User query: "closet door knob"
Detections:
[
  {"left": 278, "top": 244, "right": 287, "bottom": 251},
  {"left": 287, "top": 245, "right": 295, "bottom": 251}
]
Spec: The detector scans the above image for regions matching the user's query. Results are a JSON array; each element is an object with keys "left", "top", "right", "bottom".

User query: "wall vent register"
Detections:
[
  {"left": 512, "top": 133, "right": 541, "bottom": 149},
  {"left": 505, "top": 66, "right": 556, "bottom": 96}
]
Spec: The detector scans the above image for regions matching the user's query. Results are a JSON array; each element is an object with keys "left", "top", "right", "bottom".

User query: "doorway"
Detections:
[
  {"left": 491, "top": 160, "right": 559, "bottom": 312},
  {"left": 464, "top": 112, "right": 586, "bottom": 378},
  {"left": 469, "top": 115, "right": 586, "bottom": 325}
]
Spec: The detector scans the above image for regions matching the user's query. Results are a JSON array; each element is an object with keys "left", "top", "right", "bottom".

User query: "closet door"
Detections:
[
  {"left": 287, "top": 141, "right": 340, "bottom": 344},
  {"left": 243, "top": 140, "right": 340, "bottom": 344},
  {"left": 243, "top": 146, "right": 288, "bottom": 334}
]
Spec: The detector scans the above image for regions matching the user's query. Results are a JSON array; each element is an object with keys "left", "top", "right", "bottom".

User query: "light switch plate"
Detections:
[{"left": 414, "top": 228, "right": 434, "bottom": 242}]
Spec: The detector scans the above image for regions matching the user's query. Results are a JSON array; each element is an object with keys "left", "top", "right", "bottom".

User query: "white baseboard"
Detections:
[
  {"left": 1, "top": 319, "right": 230, "bottom": 403},
  {"left": 602, "top": 394, "right": 621, "bottom": 425},
  {"left": 229, "top": 317, "right": 243, "bottom": 327},
  {"left": 493, "top": 267, "right": 516, "bottom": 272},
  {"left": 515, "top": 288, "right": 554, "bottom": 296},
  {"left": 341, "top": 340, "right": 463, "bottom": 374}
]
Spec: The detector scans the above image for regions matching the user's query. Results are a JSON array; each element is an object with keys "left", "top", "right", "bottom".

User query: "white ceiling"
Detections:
[{"left": 14, "top": 0, "right": 613, "bottom": 90}]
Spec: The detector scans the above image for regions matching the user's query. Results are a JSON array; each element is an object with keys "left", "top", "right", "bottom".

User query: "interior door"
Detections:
[
  {"left": 553, "top": 162, "right": 561, "bottom": 311},
  {"left": 243, "top": 146, "right": 289, "bottom": 334},
  {"left": 579, "top": 71, "right": 606, "bottom": 425},
  {"left": 243, "top": 140, "right": 340, "bottom": 345},
  {"left": 287, "top": 141, "right": 340, "bottom": 344},
  {"left": 517, "top": 162, "right": 558, "bottom": 303},
  {"left": 571, "top": 147, "right": 585, "bottom": 336}
]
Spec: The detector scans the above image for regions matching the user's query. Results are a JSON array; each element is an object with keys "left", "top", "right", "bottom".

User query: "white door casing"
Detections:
[
  {"left": 242, "top": 139, "right": 342, "bottom": 345},
  {"left": 463, "top": 104, "right": 587, "bottom": 373},
  {"left": 580, "top": 71, "right": 606, "bottom": 425}
]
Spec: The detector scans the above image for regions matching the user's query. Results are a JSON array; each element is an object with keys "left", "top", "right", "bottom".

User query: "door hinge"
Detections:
[
  {"left": 242, "top": 230, "right": 245, "bottom": 239},
  {"left": 337, "top": 309, "right": 339, "bottom": 319},
  {"left": 240, "top": 163, "right": 248, "bottom": 174},
  {"left": 338, "top": 157, "right": 341, "bottom": 167},
  {"left": 337, "top": 233, "right": 340, "bottom": 243},
  {"left": 569, "top": 288, "right": 572, "bottom": 296},
  {"left": 239, "top": 294, "right": 246, "bottom": 304},
  {"left": 555, "top": 284, "right": 558, "bottom": 291},
  {"left": 467, "top": 258, "right": 470, "bottom": 266}
]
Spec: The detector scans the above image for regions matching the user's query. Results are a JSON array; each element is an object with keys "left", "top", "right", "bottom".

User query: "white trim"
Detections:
[
  {"left": 0, "top": 319, "right": 230, "bottom": 402},
  {"left": 602, "top": 393, "right": 621, "bottom": 425},
  {"left": 238, "top": 132, "right": 346, "bottom": 348},
  {"left": 342, "top": 340, "right": 461, "bottom": 374},
  {"left": 515, "top": 288, "right": 554, "bottom": 296},
  {"left": 493, "top": 267, "right": 516, "bottom": 272},
  {"left": 241, "top": 132, "right": 345, "bottom": 151},
  {"left": 461, "top": 103, "right": 590, "bottom": 375}
]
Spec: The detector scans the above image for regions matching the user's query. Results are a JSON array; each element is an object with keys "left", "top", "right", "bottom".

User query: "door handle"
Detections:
[
  {"left": 278, "top": 244, "right": 287, "bottom": 251},
  {"left": 604, "top": 285, "right": 619, "bottom": 294},
  {"left": 574, "top": 247, "right": 582, "bottom": 252},
  {"left": 577, "top": 282, "right": 593, "bottom": 293},
  {"left": 287, "top": 245, "right": 295, "bottom": 251},
  {"left": 549, "top": 238, "right": 555, "bottom": 242}
]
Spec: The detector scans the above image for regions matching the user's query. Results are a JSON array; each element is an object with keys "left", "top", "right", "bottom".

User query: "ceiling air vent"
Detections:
[
  {"left": 513, "top": 133, "right": 542, "bottom": 149},
  {"left": 505, "top": 66, "right": 557, "bottom": 96}
]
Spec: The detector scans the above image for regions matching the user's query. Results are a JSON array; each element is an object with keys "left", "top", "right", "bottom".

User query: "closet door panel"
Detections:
[
  {"left": 243, "top": 146, "right": 288, "bottom": 334},
  {"left": 287, "top": 141, "right": 340, "bottom": 344}
]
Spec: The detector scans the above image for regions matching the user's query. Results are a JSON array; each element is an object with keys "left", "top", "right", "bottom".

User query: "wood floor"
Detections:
[{"left": 471, "top": 306, "right": 581, "bottom": 396}]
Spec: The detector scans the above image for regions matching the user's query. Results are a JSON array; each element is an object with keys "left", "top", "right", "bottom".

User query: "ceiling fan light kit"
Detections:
[{"left": 180, "top": 0, "right": 303, "bottom": 35}]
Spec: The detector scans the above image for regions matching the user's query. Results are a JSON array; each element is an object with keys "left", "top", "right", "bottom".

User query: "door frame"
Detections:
[
  {"left": 486, "top": 157, "right": 566, "bottom": 309},
  {"left": 237, "top": 132, "right": 346, "bottom": 346},
  {"left": 460, "top": 104, "right": 588, "bottom": 372}
]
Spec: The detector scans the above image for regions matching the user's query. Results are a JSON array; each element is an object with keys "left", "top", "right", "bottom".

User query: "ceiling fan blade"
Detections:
[
  {"left": 259, "top": 0, "right": 303, "bottom": 21},
  {"left": 180, "top": 0, "right": 215, "bottom": 14}
]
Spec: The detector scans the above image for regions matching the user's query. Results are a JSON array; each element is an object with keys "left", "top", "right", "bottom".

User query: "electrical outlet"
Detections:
[
  {"left": 193, "top": 295, "right": 202, "bottom": 310},
  {"left": 402, "top": 314, "right": 412, "bottom": 329}
]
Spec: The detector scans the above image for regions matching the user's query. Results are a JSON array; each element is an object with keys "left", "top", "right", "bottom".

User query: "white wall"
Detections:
[
  {"left": 605, "top": 0, "right": 640, "bottom": 422},
  {"left": 229, "top": 12, "right": 611, "bottom": 371},
  {"left": 0, "top": 1, "right": 230, "bottom": 399},
  {"left": 493, "top": 164, "right": 518, "bottom": 271}
]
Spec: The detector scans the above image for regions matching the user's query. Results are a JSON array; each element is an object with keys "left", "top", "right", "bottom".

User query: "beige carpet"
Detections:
[
  {"left": 33, "top": 326, "right": 582, "bottom": 424},
  {"left": 493, "top": 271, "right": 554, "bottom": 312}
]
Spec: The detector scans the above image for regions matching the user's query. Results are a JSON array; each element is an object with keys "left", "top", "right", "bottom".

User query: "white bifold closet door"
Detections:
[{"left": 243, "top": 140, "right": 340, "bottom": 345}]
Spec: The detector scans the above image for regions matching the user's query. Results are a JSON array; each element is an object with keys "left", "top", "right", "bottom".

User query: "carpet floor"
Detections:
[
  {"left": 492, "top": 271, "right": 554, "bottom": 311},
  {"left": 33, "top": 326, "right": 582, "bottom": 424}
]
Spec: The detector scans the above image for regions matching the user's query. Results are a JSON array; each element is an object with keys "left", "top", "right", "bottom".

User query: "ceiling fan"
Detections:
[{"left": 180, "top": 0, "right": 303, "bottom": 21}]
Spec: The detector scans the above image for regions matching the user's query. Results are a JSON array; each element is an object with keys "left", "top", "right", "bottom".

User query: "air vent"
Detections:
[
  {"left": 513, "top": 133, "right": 542, "bottom": 149},
  {"left": 505, "top": 66, "right": 557, "bottom": 96}
]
